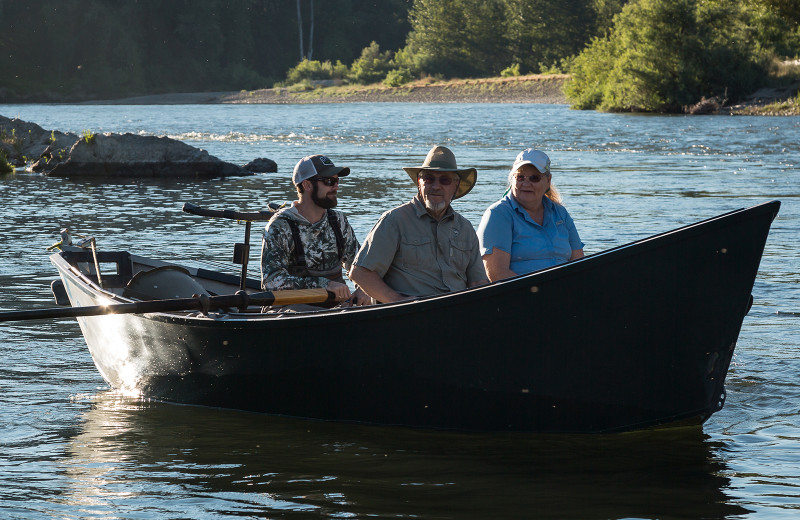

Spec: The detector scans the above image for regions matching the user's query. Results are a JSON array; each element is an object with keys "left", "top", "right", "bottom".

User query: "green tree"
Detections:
[
  {"left": 406, "top": 0, "right": 511, "bottom": 77},
  {"left": 743, "top": 0, "right": 800, "bottom": 58},
  {"left": 349, "top": 42, "right": 393, "bottom": 84},
  {"left": 566, "top": 0, "right": 771, "bottom": 112},
  {"left": 504, "top": 0, "right": 597, "bottom": 72},
  {"left": 0, "top": 0, "right": 410, "bottom": 102}
]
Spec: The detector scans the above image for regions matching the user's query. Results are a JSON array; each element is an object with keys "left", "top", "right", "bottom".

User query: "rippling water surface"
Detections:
[{"left": 0, "top": 103, "right": 798, "bottom": 519}]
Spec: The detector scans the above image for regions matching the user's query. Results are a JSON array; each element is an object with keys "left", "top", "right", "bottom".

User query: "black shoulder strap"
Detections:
[
  {"left": 285, "top": 218, "right": 307, "bottom": 268},
  {"left": 284, "top": 212, "right": 343, "bottom": 268},
  {"left": 326, "top": 209, "right": 345, "bottom": 261}
]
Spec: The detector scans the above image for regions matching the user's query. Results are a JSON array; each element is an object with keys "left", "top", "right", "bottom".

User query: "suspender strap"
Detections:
[
  {"left": 286, "top": 218, "right": 307, "bottom": 268},
  {"left": 326, "top": 209, "right": 345, "bottom": 261},
  {"left": 285, "top": 210, "right": 344, "bottom": 269}
]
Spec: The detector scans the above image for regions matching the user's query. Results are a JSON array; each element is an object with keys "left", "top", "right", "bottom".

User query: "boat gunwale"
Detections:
[{"left": 51, "top": 200, "right": 781, "bottom": 329}]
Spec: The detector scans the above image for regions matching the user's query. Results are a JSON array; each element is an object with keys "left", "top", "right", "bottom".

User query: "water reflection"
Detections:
[{"left": 57, "top": 393, "right": 750, "bottom": 519}]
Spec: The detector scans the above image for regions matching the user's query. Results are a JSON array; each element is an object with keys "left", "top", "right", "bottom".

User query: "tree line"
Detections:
[
  {"left": 1, "top": 0, "right": 798, "bottom": 112},
  {"left": 0, "top": 0, "right": 410, "bottom": 101}
]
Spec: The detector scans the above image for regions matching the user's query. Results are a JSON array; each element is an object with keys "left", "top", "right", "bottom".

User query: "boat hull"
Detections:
[{"left": 53, "top": 201, "right": 780, "bottom": 432}]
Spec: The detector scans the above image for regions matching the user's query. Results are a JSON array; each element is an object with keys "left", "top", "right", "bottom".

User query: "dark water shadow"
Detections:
[{"left": 52, "top": 393, "right": 753, "bottom": 519}]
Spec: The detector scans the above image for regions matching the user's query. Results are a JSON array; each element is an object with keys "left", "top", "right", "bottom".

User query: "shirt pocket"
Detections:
[
  {"left": 551, "top": 220, "right": 573, "bottom": 259},
  {"left": 399, "top": 237, "right": 434, "bottom": 268},
  {"left": 449, "top": 237, "right": 473, "bottom": 272}
]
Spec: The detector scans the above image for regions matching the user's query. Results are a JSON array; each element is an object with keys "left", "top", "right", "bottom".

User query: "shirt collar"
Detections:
[
  {"left": 412, "top": 194, "right": 454, "bottom": 220},
  {"left": 506, "top": 192, "right": 552, "bottom": 223}
]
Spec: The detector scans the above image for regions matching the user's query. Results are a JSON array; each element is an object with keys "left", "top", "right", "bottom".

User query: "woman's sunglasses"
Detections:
[{"left": 514, "top": 173, "right": 545, "bottom": 184}]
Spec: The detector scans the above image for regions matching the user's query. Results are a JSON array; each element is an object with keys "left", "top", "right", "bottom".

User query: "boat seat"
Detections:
[
  {"left": 61, "top": 250, "right": 133, "bottom": 288},
  {"left": 123, "top": 266, "right": 210, "bottom": 300}
]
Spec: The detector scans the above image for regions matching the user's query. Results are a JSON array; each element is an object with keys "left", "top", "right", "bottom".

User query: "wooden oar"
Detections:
[{"left": 0, "top": 288, "right": 334, "bottom": 322}]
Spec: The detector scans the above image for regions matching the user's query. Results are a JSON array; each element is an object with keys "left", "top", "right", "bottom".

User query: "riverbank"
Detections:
[
  {"left": 85, "top": 75, "right": 570, "bottom": 105},
  {"left": 81, "top": 74, "right": 800, "bottom": 115}
]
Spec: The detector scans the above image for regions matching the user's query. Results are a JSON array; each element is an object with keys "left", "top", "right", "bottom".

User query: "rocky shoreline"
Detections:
[
  {"left": 83, "top": 74, "right": 798, "bottom": 115},
  {"left": 86, "top": 75, "right": 570, "bottom": 105}
]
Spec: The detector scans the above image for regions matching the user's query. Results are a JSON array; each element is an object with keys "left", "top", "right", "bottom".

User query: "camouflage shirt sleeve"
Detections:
[
  {"left": 260, "top": 217, "right": 333, "bottom": 290},
  {"left": 337, "top": 211, "right": 361, "bottom": 275}
]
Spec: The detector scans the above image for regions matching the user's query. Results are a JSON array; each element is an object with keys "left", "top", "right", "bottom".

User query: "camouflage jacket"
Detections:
[{"left": 260, "top": 204, "right": 360, "bottom": 290}]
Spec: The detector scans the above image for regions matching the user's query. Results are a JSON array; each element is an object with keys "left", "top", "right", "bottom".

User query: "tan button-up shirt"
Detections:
[{"left": 353, "top": 196, "right": 486, "bottom": 297}]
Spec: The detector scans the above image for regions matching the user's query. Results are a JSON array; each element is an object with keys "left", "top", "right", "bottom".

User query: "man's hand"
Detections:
[
  {"left": 326, "top": 281, "right": 352, "bottom": 302},
  {"left": 349, "top": 266, "right": 405, "bottom": 304},
  {"left": 348, "top": 288, "right": 373, "bottom": 306}
]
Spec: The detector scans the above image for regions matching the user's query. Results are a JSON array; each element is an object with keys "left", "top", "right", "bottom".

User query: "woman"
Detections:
[{"left": 477, "top": 148, "right": 584, "bottom": 282}]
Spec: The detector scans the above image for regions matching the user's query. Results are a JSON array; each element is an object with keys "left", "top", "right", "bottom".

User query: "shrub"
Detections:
[
  {"left": 383, "top": 68, "right": 414, "bottom": 87},
  {"left": 0, "top": 149, "right": 13, "bottom": 174},
  {"left": 286, "top": 59, "right": 348, "bottom": 85},
  {"left": 349, "top": 41, "right": 394, "bottom": 85},
  {"left": 390, "top": 44, "right": 424, "bottom": 77},
  {"left": 501, "top": 63, "right": 521, "bottom": 77},
  {"left": 287, "top": 79, "right": 315, "bottom": 92}
]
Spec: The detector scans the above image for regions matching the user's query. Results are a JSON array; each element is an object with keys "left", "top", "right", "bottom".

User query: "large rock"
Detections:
[
  {"left": 1, "top": 115, "right": 76, "bottom": 167},
  {"left": 243, "top": 157, "right": 278, "bottom": 173},
  {"left": 43, "top": 132, "right": 250, "bottom": 178}
]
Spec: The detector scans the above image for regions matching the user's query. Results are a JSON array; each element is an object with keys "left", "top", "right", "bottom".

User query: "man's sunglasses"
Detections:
[
  {"left": 309, "top": 176, "right": 339, "bottom": 186},
  {"left": 419, "top": 173, "right": 459, "bottom": 186}
]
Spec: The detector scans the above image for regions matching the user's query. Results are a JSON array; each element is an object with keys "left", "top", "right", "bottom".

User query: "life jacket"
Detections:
[{"left": 283, "top": 209, "right": 346, "bottom": 283}]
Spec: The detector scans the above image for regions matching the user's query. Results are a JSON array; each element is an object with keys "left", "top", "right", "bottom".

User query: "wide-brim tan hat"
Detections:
[{"left": 402, "top": 145, "right": 477, "bottom": 199}]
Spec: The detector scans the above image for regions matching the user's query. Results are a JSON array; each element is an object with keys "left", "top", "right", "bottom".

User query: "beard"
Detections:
[
  {"left": 423, "top": 198, "right": 448, "bottom": 213},
  {"left": 311, "top": 183, "right": 337, "bottom": 209}
]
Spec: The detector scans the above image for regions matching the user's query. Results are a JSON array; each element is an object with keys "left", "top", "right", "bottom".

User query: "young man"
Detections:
[
  {"left": 350, "top": 145, "right": 488, "bottom": 303},
  {"left": 261, "top": 154, "right": 369, "bottom": 306}
]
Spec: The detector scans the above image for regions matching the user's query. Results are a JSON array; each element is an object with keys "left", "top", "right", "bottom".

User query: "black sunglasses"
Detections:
[
  {"left": 309, "top": 176, "right": 339, "bottom": 186},
  {"left": 419, "top": 173, "right": 459, "bottom": 186}
]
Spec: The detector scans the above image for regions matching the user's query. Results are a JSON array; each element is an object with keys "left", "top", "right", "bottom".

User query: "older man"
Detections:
[
  {"left": 261, "top": 154, "right": 369, "bottom": 306},
  {"left": 350, "top": 145, "right": 487, "bottom": 303}
]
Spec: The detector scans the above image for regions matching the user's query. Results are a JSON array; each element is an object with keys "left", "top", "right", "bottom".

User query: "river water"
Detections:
[{"left": 0, "top": 103, "right": 798, "bottom": 519}]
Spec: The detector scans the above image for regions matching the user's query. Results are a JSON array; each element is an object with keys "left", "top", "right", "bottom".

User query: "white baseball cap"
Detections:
[
  {"left": 292, "top": 154, "right": 351, "bottom": 185},
  {"left": 510, "top": 148, "right": 550, "bottom": 176}
]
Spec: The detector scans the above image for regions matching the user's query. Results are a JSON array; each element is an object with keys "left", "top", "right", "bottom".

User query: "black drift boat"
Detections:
[{"left": 14, "top": 200, "right": 781, "bottom": 433}]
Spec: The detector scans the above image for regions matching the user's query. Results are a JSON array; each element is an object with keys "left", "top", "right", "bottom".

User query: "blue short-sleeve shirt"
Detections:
[{"left": 477, "top": 194, "right": 584, "bottom": 274}]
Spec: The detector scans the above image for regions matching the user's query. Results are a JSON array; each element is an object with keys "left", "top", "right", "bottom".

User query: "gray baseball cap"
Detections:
[{"left": 292, "top": 154, "right": 351, "bottom": 185}]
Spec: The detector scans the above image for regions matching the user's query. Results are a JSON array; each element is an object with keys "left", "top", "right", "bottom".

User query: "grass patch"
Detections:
[
  {"left": 81, "top": 129, "right": 96, "bottom": 144},
  {"left": 735, "top": 95, "right": 800, "bottom": 115},
  {"left": 0, "top": 149, "right": 14, "bottom": 174}
]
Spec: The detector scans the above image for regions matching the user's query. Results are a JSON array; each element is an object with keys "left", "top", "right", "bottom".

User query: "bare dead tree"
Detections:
[
  {"left": 296, "top": 0, "right": 304, "bottom": 60},
  {"left": 307, "top": 0, "right": 314, "bottom": 60}
]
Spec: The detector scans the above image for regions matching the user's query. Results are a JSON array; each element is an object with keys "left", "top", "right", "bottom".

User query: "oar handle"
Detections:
[
  {"left": 199, "top": 289, "right": 336, "bottom": 312},
  {"left": 260, "top": 288, "right": 334, "bottom": 306},
  {"left": 182, "top": 202, "right": 277, "bottom": 222},
  {"left": 0, "top": 288, "right": 336, "bottom": 322}
]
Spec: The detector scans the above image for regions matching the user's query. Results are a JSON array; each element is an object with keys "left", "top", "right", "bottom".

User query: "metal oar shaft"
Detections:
[
  {"left": 0, "top": 288, "right": 334, "bottom": 322},
  {"left": 0, "top": 298, "right": 202, "bottom": 321}
]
